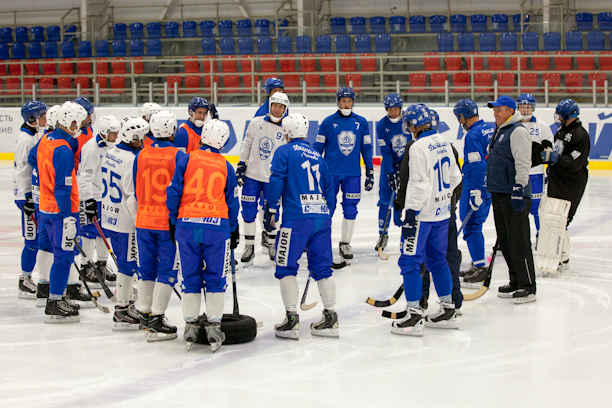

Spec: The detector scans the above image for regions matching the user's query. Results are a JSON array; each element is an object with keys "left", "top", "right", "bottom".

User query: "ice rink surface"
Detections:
[{"left": 1, "top": 162, "right": 611, "bottom": 408}]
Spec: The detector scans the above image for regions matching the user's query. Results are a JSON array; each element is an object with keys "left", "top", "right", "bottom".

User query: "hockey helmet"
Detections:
[
  {"left": 139, "top": 102, "right": 162, "bottom": 122},
  {"left": 282, "top": 113, "right": 309, "bottom": 140},
  {"left": 149, "top": 110, "right": 177, "bottom": 139},
  {"left": 200, "top": 119, "right": 230, "bottom": 150},
  {"left": 117, "top": 116, "right": 149, "bottom": 144}
]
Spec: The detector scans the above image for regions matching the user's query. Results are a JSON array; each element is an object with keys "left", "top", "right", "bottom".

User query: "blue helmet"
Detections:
[
  {"left": 72, "top": 97, "right": 94, "bottom": 115},
  {"left": 555, "top": 99, "right": 579, "bottom": 126},
  {"left": 336, "top": 87, "right": 355, "bottom": 102},
  {"left": 21, "top": 100, "right": 48, "bottom": 124},
  {"left": 453, "top": 99, "right": 478, "bottom": 121},
  {"left": 188, "top": 97, "right": 210, "bottom": 113},
  {"left": 517, "top": 93, "right": 536, "bottom": 112},
  {"left": 429, "top": 109, "right": 440, "bottom": 131},
  {"left": 264, "top": 77, "right": 284, "bottom": 95},
  {"left": 383, "top": 93, "right": 403, "bottom": 109},
  {"left": 402, "top": 104, "right": 432, "bottom": 133}
]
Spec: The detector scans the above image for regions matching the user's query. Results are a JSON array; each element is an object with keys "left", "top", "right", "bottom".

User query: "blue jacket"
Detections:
[
  {"left": 463, "top": 119, "right": 494, "bottom": 190},
  {"left": 376, "top": 116, "right": 408, "bottom": 175},
  {"left": 487, "top": 121, "right": 532, "bottom": 197}
]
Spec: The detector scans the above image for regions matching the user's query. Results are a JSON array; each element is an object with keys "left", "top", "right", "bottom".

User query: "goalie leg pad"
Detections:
[{"left": 535, "top": 196, "right": 571, "bottom": 274}]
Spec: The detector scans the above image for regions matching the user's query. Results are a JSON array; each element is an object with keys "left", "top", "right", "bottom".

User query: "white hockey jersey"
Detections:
[
  {"left": 101, "top": 144, "right": 138, "bottom": 233},
  {"left": 77, "top": 135, "right": 111, "bottom": 202},
  {"left": 404, "top": 130, "right": 463, "bottom": 222},
  {"left": 13, "top": 128, "right": 39, "bottom": 201},
  {"left": 238, "top": 115, "right": 286, "bottom": 183},
  {"left": 522, "top": 117, "right": 554, "bottom": 175}
]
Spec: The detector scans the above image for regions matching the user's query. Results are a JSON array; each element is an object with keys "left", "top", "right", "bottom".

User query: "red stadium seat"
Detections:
[
  {"left": 95, "top": 76, "right": 109, "bottom": 93},
  {"left": 131, "top": 57, "right": 144, "bottom": 74},
  {"left": 509, "top": 51, "right": 527, "bottom": 71},
  {"left": 24, "top": 77, "right": 36, "bottom": 94},
  {"left": 445, "top": 52, "right": 462, "bottom": 70},
  {"left": 75, "top": 77, "right": 90, "bottom": 93},
  {"left": 430, "top": 73, "right": 448, "bottom": 92},
  {"left": 531, "top": 51, "right": 550, "bottom": 71},
  {"left": 185, "top": 75, "right": 200, "bottom": 93},
  {"left": 243, "top": 74, "right": 258, "bottom": 91},
  {"left": 520, "top": 73, "right": 538, "bottom": 93},
  {"left": 166, "top": 75, "right": 181, "bottom": 90},
  {"left": 340, "top": 53, "right": 356, "bottom": 72},
  {"left": 423, "top": 52, "right": 440, "bottom": 71},
  {"left": 360, "top": 53, "right": 377, "bottom": 72},
  {"left": 184, "top": 56, "right": 199, "bottom": 73},
  {"left": 465, "top": 52, "right": 483, "bottom": 70},
  {"left": 58, "top": 58, "right": 73, "bottom": 75},
  {"left": 487, "top": 52, "right": 505, "bottom": 71},
  {"left": 283, "top": 74, "right": 300, "bottom": 92},
  {"left": 320, "top": 54, "right": 336, "bottom": 72},
  {"left": 39, "top": 77, "right": 55, "bottom": 94},
  {"left": 240, "top": 55, "right": 254, "bottom": 73},
  {"left": 452, "top": 72, "right": 470, "bottom": 92},
  {"left": 260, "top": 54, "right": 277, "bottom": 72},
  {"left": 77, "top": 58, "right": 91, "bottom": 74},
  {"left": 600, "top": 51, "right": 612, "bottom": 71},
  {"left": 497, "top": 72, "right": 515, "bottom": 92},
  {"left": 304, "top": 73, "right": 321, "bottom": 91},
  {"left": 202, "top": 56, "right": 218, "bottom": 73},
  {"left": 345, "top": 73, "right": 361, "bottom": 91},
  {"left": 542, "top": 72, "right": 561, "bottom": 92},
  {"left": 565, "top": 73, "right": 583, "bottom": 93},
  {"left": 576, "top": 51, "right": 594, "bottom": 71},
  {"left": 408, "top": 73, "right": 426, "bottom": 92},
  {"left": 474, "top": 72, "right": 493, "bottom": 92},
  {"left": 280, "top": 54, "right": 296, "bottom": 72},
  {"left": 5, "top": 77, "right": 20, "bottom": 94},
  {"left": 204, "top": 74, "right": 220, "bottom": 88},
  {"left": 112, "top": 57, "right": 126, "bottom": 74},
  {"left": 588, "top": 72, "right": 607, "bottom": 91},
  {"left": 323, "top": 74, "right": 337, "bottom": 92},
  {"left": 110, "top": 76, "right": 125, "bottom": 93},
  {"left": 300, "top": 54, "right": 316, "bottom": 72},
  {"left": 222, "top": 75, "right": 240, "bottom": 92},
  {"left": 554, "top": 51, "right": 572, "bottom": 71},
  {"left": 9, "top": 59, "right": 22, "bottom": 75},
  {"left": 57, "top": 77, "right": 72, "bottom": 91},
  {"left": 42, "top": 59, "right": 56, "bottom": 75},
  {"left": 0, "top": 62, "right": 4, "bottom": 76},
  {"left": 96, "top": 57, "right": 109, "bottom": 74},
  {"left": 25, "top": 59, "right": 40, "bottom": 75},
  {"left": 222, "top": 55, "right": 237, "bottom": 72}
]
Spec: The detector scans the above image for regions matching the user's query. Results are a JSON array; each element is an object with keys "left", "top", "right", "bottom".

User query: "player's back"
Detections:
[{"left": 101, "top": 145, "right": 137, "bottom": 233}]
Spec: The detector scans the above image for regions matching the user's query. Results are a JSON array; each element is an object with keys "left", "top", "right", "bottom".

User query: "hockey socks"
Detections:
[
  {"left": 152, "top": 282, "right": 173, "bottom": 316},
  {"left": 49, "top": 261, "right": 71, "bottom": 300},
  {"left": 138, "top": 279, "right": 155, "bottom": 314},
  {"left": 243, "top": 221, "right": 256, "bottom": 246},
  {"left": 378, "top": 207, "right": 388, "bottom": 235},
  {"left": 316, "top": 277, "right": 336, "bottom": 311},
  {"left": 341, "top": 218, "right": 355, "bottom": 243},
  {"left": 279, "top": 276, "right": 299, "bottom": 313},
  {"left": 95, "top": 237, "right": 109, "bottom": 261},
  {"left": 466, "top": 235, "right": 486, "bottom": 268},
  {"left": 116, "top": 272, "right": 134, "bottom": 307},
  {"left": 182, "top": 293, "right": 201, "bottom": 322},
  {"left": 205, "top": 292, "right": 225, "bottom": 323},
  {"left": 21, "top": 246, "right": 37, "bottom": 276}
]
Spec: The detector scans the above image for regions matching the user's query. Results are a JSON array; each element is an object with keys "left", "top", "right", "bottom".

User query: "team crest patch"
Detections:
[
  {"left": 391, "top": 134, "right": 407, "bottom": 157},
  {"left": 259, "top": 136, "right": 273, "bottom": 160},
  {"left": 337, "top": 131, "right": 356, "bottom": 156}
]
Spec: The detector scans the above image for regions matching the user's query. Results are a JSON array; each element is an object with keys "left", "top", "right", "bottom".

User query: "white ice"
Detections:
[{"left": 1, "top": 163, "right": 611, "bottom": 408}]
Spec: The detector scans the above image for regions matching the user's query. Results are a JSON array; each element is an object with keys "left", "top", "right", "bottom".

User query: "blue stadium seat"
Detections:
[
  {"left": 565, "top": 31, "right": 583, "bottom": 51},
  {"left": 458, "top": 33, "right": 474, "bottom": 52},
  {"left": 522, "top": 32, "right": 539, "bottom": 51},
  {"left": 471, "top": 14, "right": 487, "bottom": 32},
  {"left": 350, "top": 17, "right": 366, "bottom": 34},
  {"left": 95, "top": 40, "right": 109, "bottom": 57},
  {"left": 587, "top": 31, "right": 604, "bottom": 50},
  {"left": 63, "top": 25, "right": 77, "bottom": 41},
  {"left": 492, "top": 14, "right": 508, "bottom": 32},
  {"left": 512, "top": 14, "right": 530, "bottom": 31},
  {"left": 47, "top": 26, "right": 60, "bottom": 42},
  {"left": 31, "top": 26, "right": 44, "bottom": 42},
  {"left": 544, "top": 32, "right": 561, "bottom": 51},
  {"left": 598, "top": 12, "right": 612, "bottom": 31},
  {"left": 201, "top": 38, "right": 216, "bottom": 55},
  {"left": 331, "top": 17, "right": 346, "bottom": 34},
  {"left": 576, "top": 13, "right": 593, "bottom": 31},
  {"left": 201, "top": 21, "right": 215, "bottom": 37},
  {"left": 218, "top": 20, "right": 233, "bottom": 37},
  {"left": 220, "top": 37, "right": 235, "bottom": 54},
  {"left": 335, "top": 35, "right": 351, "bottom": 53},
  {"left": 0, "top": 43, "right": 9, "bottom": 59},
  {"left": 15, "top": 27, "right": 28, "bottom": 43},
  {"left": 355, "top": 34, "right": 371, "bottom": 53},
  {"left": 0, "top": 27, "right": 13, "bottom": 43},
  {"left": 78, "top": 41, "right": 92, "bottom": 57},
  {"left": 238, "top": 37, "right": 253, "bottom": 54},
  {"left": 183, "top": 21, "right": 197, "bottom": 38},
  {"left": 430, "top": 15, "right": 446, "bottom": 33},
  {"left": 44, "top": 42, "right": 58, "bottom": 58},
  {"left": 255, "top": 19, "right": 270, "bottom": 36},
  {"left": 147, "top": 22, "right": 161, "bottom": 39},
  {"left": 437, "top": 33, "right": 454, "bottom": 52},
  {"left": 479, "top": 32, "right": 496, "bottom": 51},
  {"left": 409, "top": 15, "right": 425, "bottom": 33},
  {"left": 61, "top": 41, "right": 75, "bottom": 58},
  {"left": 237, "top": 20, "right": 251, "bottom": 36},
  {"left": 165, "top": 22, "right": 179, "bottom": 38},
  {"left": 130, "top": 23, "right": 144, "bottom": 39},
  {"left": 257, "top": 36, "right": 273, "bottom": 54},
  {"left": 112, "top": 40, "right": 126, "bottom": 57},
  {"left": 147, "top": 39, "right": 162, "bottom": 56},
  {"left": 316, "top": 35, "right": 332, "bottom": 53},
  {"left": 274, "top": 19, "right": 289, "bottom": 35},
  {"left": 129, "top": 39, "right": 144, "bottom": 56},
  {"left": 500, "top": 32, "right": 517, "bottom": 51},
  {"left": 12, "top": 43, "right": 25, "bottom": 58},
  {"left": 450, "top": 15, "right": 467, "bottom": 33},
  {"left": 277, "top": 36, "right": 293, "bottom": 54},
  {"left": 370, "top": 17, "right": 386, "bottom": 34},
  {"left": 114, "top": 23, "right": 127, "bottom": 40},
  {"left": 296, "top": 35, "right": 311, "bottom": 53},
  {"left": 389, "top": 16, "right": 406, "bottom": 33},
  {"left": 375, "top": 34, "right": 392, "bottom": 52},
  {"left": 28, "top": 43, "right": 42, "bottom": 59}
]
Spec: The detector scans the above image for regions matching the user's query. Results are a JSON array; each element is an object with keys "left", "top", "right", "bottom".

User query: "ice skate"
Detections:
[
  {"left": 97, "top": 261, "right": 116, "bottom": 286},
  {"left": 419, "top": 296, "right": 428, "bottom": 311},
  {"left": 274, "top": 311, "right": 300, "bottom": 340},
  {"left": 44, "top": 298, "right": 80, "bottom": 324},
  {"left": 497, "top": 284, "right": 518, "bottom": 298},
  {"left": 424, "top": 302, "right": 458, "bottom": 329},
  {"left": 66, "top": 283, "right": 95, "bottom": 308},
  {"left": 513, "top": 289, "right": 536, "bottom": 304},
  {"left": 391, "top": 307, "right": 424, "bottom": 336},
  {"left": 146, "top": 314, "right": 178, "bottom": 342},
  {"left": 459, "top": 263, "right": 475, "bottom": 282},
  {"left": 139, "top": 311, "right": 150, "bottom": 331},
  {"left": 62, "top": 294, "right": 80, "bottom": 310},
  {"left": 36, "top": 282, "right": 49, "bottom": 308},
  {"left": 339, "top": 242, "right": 353, "bottom": 264},
  {"left": 311, "top": 309, "right": 339, "bottom": 338},
  {"left": 113, "top": 304, "right": 140, "bottom": 331},
  {"left": 205, "top": 322, "right": 226, "bottom": 353},
  {"left": 184, "top": 321, "right": 201, "bottom": 351},
  {"left": 18, "top": 275, "right": 37, "bottom": 299},
  {"left": 461, "top": 266, "right": 488, "bottom": 288},
  {"left": 80, "top": 263, "right": 101, "bottom": 289},
  {"left": 261, "top": 231, "right": 270, "bottom": 253},
  {"left": 374, "top": 234, "right": 388, "bottom": 251},
  {"left": 268, "top": 237, "right": 276, "bottom": 262},
  {"left": 241, "top": 244, "right": 255, "bottom": 267}
]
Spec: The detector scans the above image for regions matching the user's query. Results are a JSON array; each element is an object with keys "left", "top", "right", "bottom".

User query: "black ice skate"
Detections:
[
  {"left": 184, "top": 321, "right": 202, "bottom": 352},
  {"left": 36, "top": 282, "right": 49, "bottom": 308},
  {"left": 97, "top": 260, "right": 116, "bottom": 286},
  {"left": 261, "top": 231, "right": 270, "bottom": 253},
  {"left": 374, "top": 234, "right": 389, "bottom": 251},
  {"left": 425, "top": 302, "right": 458, "bottom": 329},
  {"left": 113, "top": 304, "right": 140, "bottom": 331},
  {"left": 18, "top": 275, "right": 37, "bottom": 299},
  {"left": 459, "top": 263, "right": 475, "bottom": 281},
  {"left": 391, "top": 307, "right": 424, "bottom": 336},
  {"left": 139, "top": 311, "right": 150, "bottom": 331},
  {"left": 66, "top": 283, "right": 95, "bottom": 308},
  {"left": 241, "top": 244, "right": 255, "bottom": 267},
  {"left": 62, "top": 294, "right": 80, "bottom": 310},
  {"left": 311, "top": 309, "right": 339, "bottom": 338},
  {"left": 205, "top": 322, "right": 226, "bottom": 353},
  {"left": 461, "top": 265, "right": 488, "bottom": 288},
  {"left": 80, "top": 263, "right": 101, "bottom": 289},
  {"left": 268, "top": 234, "right": 276, "bottom": 262},
  {"left": 146, "top": 314, "right": 178, "bottom": 342},
  {"left": 339, "top": 242, "right": 353, "bottom": 264},
  {"left": 45, "top": 298, "right": 79, "bottom": 324},
  {"left": 497, "top": 283, "right": 518, "bottom": 298},
  {"left": 274, "top": 311, "right": 300, "bottom": 340},
  {"left": 513, "top": 289, "right": 536, "bottom": 304}
]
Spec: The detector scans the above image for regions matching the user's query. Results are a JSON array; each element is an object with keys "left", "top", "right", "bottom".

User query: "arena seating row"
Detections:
[{"left": 0, "top": 25, "right": 76, "bottom": 43}]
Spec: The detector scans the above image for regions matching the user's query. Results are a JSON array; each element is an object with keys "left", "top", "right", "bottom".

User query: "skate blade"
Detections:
[
  {"left": 514, "top": 295, "right": 536, "bottom": 304},
  {"left": 497, "top": 293, "right": 515, "bottom": 299},
  {"left": 74, "top": 300, "right": 97, "bottom": 309},
  {"left": 460, "top": 281, "right": 484, "bottom": 289},
  {"left": 18, "top": 292, "right": 37, "bottom": 300},
  {"left": 275, "top": 330, "right": 299, "bottom": 340},
  {"left": 186, "top": 342, "right": 194, "bottom": 352},
  {"left": 112, "top": 322, "right": 140, "bottom": 331},
  {"left": 311, "top": 328, "right": 339, "bottom": 338},
  {"left": 84, "top": 282, "right": 102, "bottom": 289},
  {"left": 105, "top": 281, "right": 117, "bottom": 287},
  {"left": 424, "top": 317, "right": 459, "bottom": 329},
  {"left": 241, "top": 260, "right": 254, "bottom": 267},
  {"left": 36, "top": 298, "right": 47, "bottom": 308},
  {"left": 45, "top": 315, "right": 80, "bottom": 324},
  {"left": 146, "top": 332, "right": 178, "bottom": 342},
  {"left": 210, "top": 342, "right": 223, "bottom": 353},
  {"left": 390, "top": 325, "right": 424, "bottom": 336}
]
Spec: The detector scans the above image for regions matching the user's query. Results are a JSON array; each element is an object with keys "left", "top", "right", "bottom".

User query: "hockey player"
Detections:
[
  {"left": 375, "top": 93, "right": 407, "bottom": 251},
  {"left": 314, "top": 87, "right": 374, "bottom": 263},
  {"left": 139, "top": 102, "right": 162, "bottom": 147},
  {"left": 38, "top": 101, "right": 87, "bottom": 323},
  {"left": 133, "top": 110, "right": 185, "bottom": 341},
  {"left": 452, "top": 99, "right": 494, "bottom": 286},
  {"left": 254, "top": 77, "right": 285, "bottom": 118},
  {"left": 174, "top": 97, "right": 219, "bottom": 154},
  {"left": 14, "top": 100, "right": 47, "bottom": 299},
  {"left": 516, "top": 93, "right": 554, "bottom": 238},
  {"left": 541, "top": 99, "right": 590, "bottom": 272},
  {"left": 72, "top": 97, "right": 96, "bottom": 170},
  {"left": 264, "top": 113, "right": 338, "bottom": 339},
  {"left": 391, "top": 105, "right": 462, "bottom": 336},
  {"left": 236, "top": 92, "right": 289, "bottom": 265},
  {"left": 101, "top": 117, "right": 150, "bottom": 330},
  {"left": 166, "top": 119, "right": 240, "bottom": 353}
]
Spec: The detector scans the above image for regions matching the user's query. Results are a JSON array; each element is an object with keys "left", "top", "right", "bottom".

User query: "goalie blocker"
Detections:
[{"left": 535, "top": 196, "right": 571, "bottom": 274}]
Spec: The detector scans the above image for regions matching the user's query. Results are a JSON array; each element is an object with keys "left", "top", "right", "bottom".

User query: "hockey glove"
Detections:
[
  {"left": 540, "top": 148, "right": 559, "bottom": 164},
  {"left": 393, "top": 208, "right": 403, "bottom": 227},
  {"left": 365, "top": 168, "right": 374, "bottom": 191},
  {"left": 230, "top": 225, "right": 239, "bottom": 249},
  {"left": 84, "top": 198, "right": 98, "bottom": 222},
  {"left": 208, "top": 103, "right": 219, "bottom": 120},
  {"left": 169, "top": 221, "right": 176, "bottom": 245},
  {"left": 263, "top": 204, "right": 276, "bottom": 233},
  {"left": 236, "top": 162, "right": 247, "bottom": 187},
  {"left": 511, "top": 184, "right": 525, "bottom": 212},
  {"left": 401, "top": 209, "right": 419, "bottom": 241},
  {"left": 387, "top": 171, "right": 397, "bottom": 192},
  {"left": 469, "top": 189, "right": 483, "bottom": 211},
  {"left": 22, "top": 195, "right": 36, "bottom": 219}
]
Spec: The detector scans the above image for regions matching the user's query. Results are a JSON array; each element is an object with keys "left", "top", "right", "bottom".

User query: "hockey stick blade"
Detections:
[
  {"left": 332, "top": 261, "right": 347, "bottom": 270},
  {"left": 377, "top": 247, "right": 389, "bottom": 261},
  {"left": 382, "top": 309, "right": 407, "bottom": 319},
  {"left": 73, "top": 239, "right": 117, "bottom": 303},
  {"left": 365, "top": 284, "right": 404, "bottom": 307},
  {"left": 463, "top": 240, "right": 499, "bottom": 301}
]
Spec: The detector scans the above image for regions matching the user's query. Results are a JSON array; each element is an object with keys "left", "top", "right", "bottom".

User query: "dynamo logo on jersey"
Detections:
[
  {"left": 259, "top": 136, "right": 273, "bottom": 160},
  {"left": 391, "top": 134, "right": 407, "bottom": 157},
  {"left": 337, "top": 131, "right": 356, "bottom": 156}
]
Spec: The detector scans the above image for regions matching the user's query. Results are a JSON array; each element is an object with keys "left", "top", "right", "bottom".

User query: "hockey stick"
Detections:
[
  {"left": 332, "top": 261, "right": 347, "bottom": 269},
  {"left": 463, "top": 240, "right": 499, "bottom": 301},
  {"left": 230, "top": 248, "right": 239, "bottom": 316},
  {"left": 377, "top": 191, "right": 397, "bottom": 261},
  {"left": 73, "top": 238, "right": 117, "bottom": 303},
  {"left": 73, "top": 263, "right": 110, "bottom": 313},
  {"left": 365, "top": 284, "right": 404, "bottom": 307},
  {"left": 300, "top": 272, "right": 317, "bottom": 311},
  {"left": 456, "top": 208, "right": 474, "bottom": 237}
]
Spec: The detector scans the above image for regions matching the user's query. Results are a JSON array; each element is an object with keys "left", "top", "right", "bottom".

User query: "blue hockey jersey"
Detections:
[
  {"left": 376, "top": 116, "right": 409, "bottom": 175},
  {"left": 463, "top": 119, "right": 494, "bottom": 189}
]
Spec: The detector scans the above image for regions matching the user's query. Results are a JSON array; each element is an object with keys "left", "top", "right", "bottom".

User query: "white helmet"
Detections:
[
  {"left": 56, "top": 102, "right": 88, "bottom": 136},
  {"left": 268, "top": 92, "right": 290, "bottom": 122},
  {"left": 149, "top": 110, "right": 177, "bottom": 139},
  {"left": 46, "top": 105, "right": 61, "bottom": 130},
  {"left": 282, "top": 113, "right": 309, "bottom": 140},
  {"left": 118, "top": 116, "right": 150, "bottom": 144},
  {"left": 98, "top": 115, "right": 121, "bottom": 141},
  {"left": 139, "top": 102, "right": 162, "bottom": 122},
  {"left": 200, "top": 119, "right": 230, "bottom": 150}
]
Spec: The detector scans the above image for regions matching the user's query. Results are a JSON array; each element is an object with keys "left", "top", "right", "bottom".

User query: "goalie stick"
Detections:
[
  {"left": 377, "top": 191, "right": 397, "bottom": 261},
  {"left": 463, "top": 240, "right": 499, "bottom": 301},
  {"left": 73, "top": 238, "right": 117, "bottom": 303},
  {"left": 365, "top": 284, "right": 404, "bottom": 307},
  {"left": 300, "top": 272, "right": 317, "bottom": 311}
]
